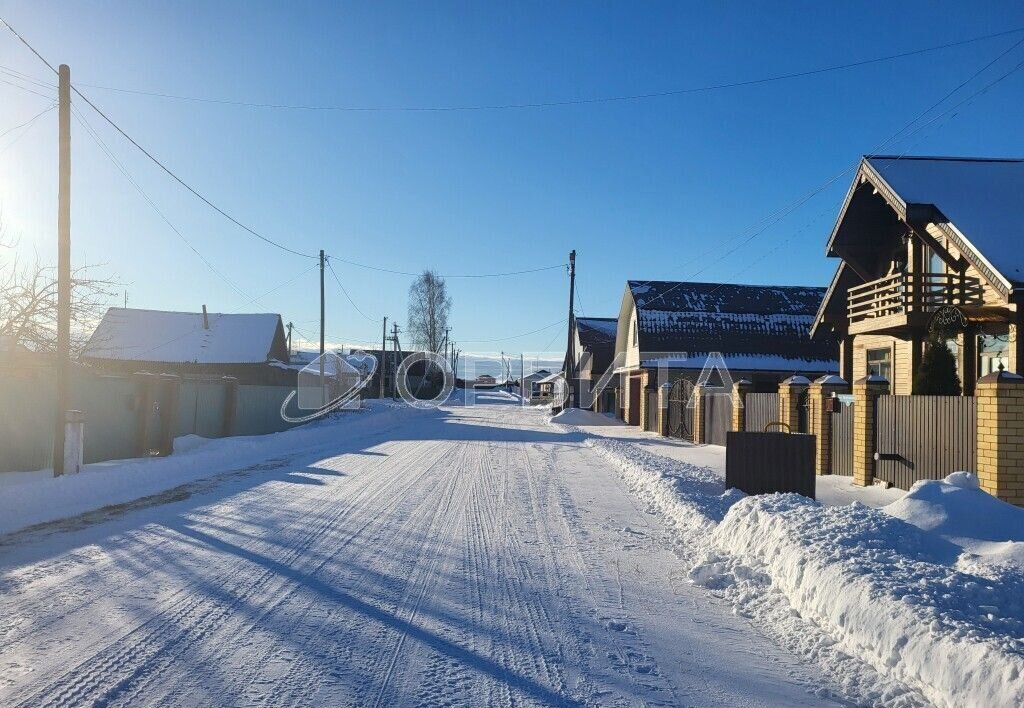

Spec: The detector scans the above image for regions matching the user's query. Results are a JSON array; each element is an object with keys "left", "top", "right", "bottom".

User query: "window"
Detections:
[
  {"left": 632, "top": 320, "right": 637, "bottom": 346},
  {"left": 979, "top": 334, "right": 1010, "bottom": 377},
  {"left": 866, "top": 348, "right": 891, "bottom": 381}
]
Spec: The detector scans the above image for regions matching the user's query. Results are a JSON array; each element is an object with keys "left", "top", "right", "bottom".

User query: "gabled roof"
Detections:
[
  {"left": 574, "top": 316, "right": 617, "bottom": 373},
  {"left": 82, "top": 307, "right": 287, "bottom": 365},
  {"left": 828, "top": 156, "right": 1024, "bottom": 291},
  {"left": 625, "top": 280, "right": 836, "bottom": 366}
]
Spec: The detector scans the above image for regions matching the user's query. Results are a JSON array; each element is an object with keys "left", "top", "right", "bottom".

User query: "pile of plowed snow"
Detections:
[
  {"left": 578, "top": 421, "right": 1024, "bottom": 708},
  {"left": 550, "top": 408, "right": 623, "bottom": 426}
]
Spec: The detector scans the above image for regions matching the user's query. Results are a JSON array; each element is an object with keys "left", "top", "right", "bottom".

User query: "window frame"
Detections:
[{"left": 866, "top": 346, "right": 892, "bottom": 382}]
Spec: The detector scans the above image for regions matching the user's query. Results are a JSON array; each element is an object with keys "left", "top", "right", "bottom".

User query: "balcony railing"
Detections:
[{"left": 848, "top": 272, "right": 984, "bottom": 325}]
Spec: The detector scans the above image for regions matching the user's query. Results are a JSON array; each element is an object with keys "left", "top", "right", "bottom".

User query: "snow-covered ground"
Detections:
[
  {"left": 555, "top": 408, "right": 1024, "bottom": 708},
  {"left": 2, "top": 393, "right": 858, "bottom": 706}
]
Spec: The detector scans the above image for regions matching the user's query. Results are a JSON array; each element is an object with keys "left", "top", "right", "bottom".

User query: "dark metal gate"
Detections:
[
  {"left": 645, "top": 389, "right": 658, "bottom": 432},
  {"left": 667, "top": 378, "right": 694, "bottom": 440},
  {"left": 744, "top": 393, "right": 779, "bottom": 432},
  {"left": 703, "top": 393, "right": 733, "bottom": 446},
  {"left": 830, "top": 398, "right": 854, "bottom": 476},
  {"left": 875, "top": 395, "right": 976, "bottom": 490}
]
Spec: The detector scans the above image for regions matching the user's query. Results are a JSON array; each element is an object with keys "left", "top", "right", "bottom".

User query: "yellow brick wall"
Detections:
[
  {"left": 976, "top": 375, "right": 1024, "bottom": 506},
  {"left": 852, "top": 334, "right": 913, "bottom": 395},
  {"left": 852, "top": 379, "right": 889, "bottom": 486}
]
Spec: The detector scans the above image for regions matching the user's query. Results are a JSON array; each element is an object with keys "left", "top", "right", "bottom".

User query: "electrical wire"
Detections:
[
  {"left": 328, "top": 256, "right": 567, "bottom": 279},
  {"left": 460, "top": 318, "right": 564, "bottom": 343},
  {"left": 0, "top": 103, "right": 53, "bottom": 156},
  {"left": 638, "top": 35, "right": 1024, "bottom": 306},
  {"left": 31, "top": 27, "right": 1024, "bottom": 112},
  {"left": 326, "top": 258, "right": 379, "bottom": 322},
  {"left": 72, "top": 105, "right": 252, "bottom": 301},
  {"left": 1, "top": 18, "right": 321, "bottom": 260}
]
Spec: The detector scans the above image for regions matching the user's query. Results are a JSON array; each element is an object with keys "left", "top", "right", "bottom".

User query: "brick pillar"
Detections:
[
  {"left": 976, "top": 371, "right": 1024, "bottom": 505},
  {"left": 731, "top": 379, "right": 752, "bottom": 432},
  {"left": 853, "top": 376, "right": 889, "bottom": 487},
  {"left": 808, "top": 375, "right": 849, "bottom": 475},
  {"left": 638, "top": 369, "right": 650, "bottom": 430},
  {"left": 658, "top": 382, "right": 672, "bottom": 436},
  {"left": 692, "top": 384, "right": 705, "bottom": 443},
  {"left": 778, "top": 375, "right": 810, "bottom": 432}
]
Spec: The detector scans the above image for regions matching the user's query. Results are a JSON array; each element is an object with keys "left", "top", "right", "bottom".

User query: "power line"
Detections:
[
  {"left": 0, "top": 103, "right": 55, "bottom": 140},
  {"left": 639, "top": 35, "right": 1024, "bottom": 306},
  {"left": 0, "top": 17, "right": 321, "bottom": 261},
  {"left": 27, "top": 27, "right": 1024, "bottom": 112},
  {"left": 328, "top": 256, "right": 567, "bottom": 279},
  {"left": 71, "top": 104, "right": 252, "bottom": 301},
  {"left": 326, "top": 258, "right": 379, "bottom": 322},
  {"left": 461, "top": 318, "right": 564, "bottom": 343}
]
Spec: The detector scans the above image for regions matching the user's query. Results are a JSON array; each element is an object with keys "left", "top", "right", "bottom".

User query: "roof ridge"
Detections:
[{"left": 866, "top": 154, "right": 1024, "bottom": 163}]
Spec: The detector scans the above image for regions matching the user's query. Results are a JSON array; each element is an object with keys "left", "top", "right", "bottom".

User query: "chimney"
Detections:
[{"left": 202, "top": 304, "right": 210, "bottom": 330}]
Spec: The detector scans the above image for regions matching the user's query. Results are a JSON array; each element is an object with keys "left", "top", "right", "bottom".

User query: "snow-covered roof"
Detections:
[
  {"left": 574, "top": 316, "right": 617, "bottom": 373},
  {"left": 536, "top": 371, "right": 564, "bottom": 384},
  {"left": 865, "top": 156, "right": 1024, "bottom": 286},
  {"left": 626, "top": 281, "right": 836, "bottom": 364},
  {"left": 82, "top": 308, "right": 287, "bottom": 365},
  {"left": 637, "top": 354, "right": 837, "bottom": 374}
]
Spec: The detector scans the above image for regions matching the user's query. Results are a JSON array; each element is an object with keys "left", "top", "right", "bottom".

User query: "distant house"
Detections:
[
  {"left": 520, "top": 369, "right": 552, "bottom": 399},
  {"left": 475, "top": 374, "right": 497, "bottom": 386},
  {"left": 535, "top": 371, "right": 564, "bottom": 401},
  {"left": 813, "top": 156, "right": 1023, "bottom": 394},
  {"left": 565, "top": 316, "right": 617, "bottom": 409},
  {"left": 614, "top": 280, "right": 838, "bottom": 426},
  {"left": 81, "top": 307, "right": 293, "bottom": 385}
]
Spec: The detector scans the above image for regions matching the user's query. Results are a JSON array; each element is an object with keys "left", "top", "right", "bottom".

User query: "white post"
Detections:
[{"left": 63, "top": 410, "right": 84, "bottom": 474}]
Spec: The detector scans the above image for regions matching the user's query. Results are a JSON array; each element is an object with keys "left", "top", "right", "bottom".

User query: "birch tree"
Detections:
[{"left": 407, "top": 270, "right": 451, "bottom": 353}]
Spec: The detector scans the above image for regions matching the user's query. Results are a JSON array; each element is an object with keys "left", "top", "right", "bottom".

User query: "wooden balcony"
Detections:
[{"left": 847, "top": 272, "right": 984, "bottom": 334}]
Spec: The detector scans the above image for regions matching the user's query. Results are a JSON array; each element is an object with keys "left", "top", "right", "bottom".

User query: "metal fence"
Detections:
[
  {"left": 875, "top": 395, "right": 976, "bottom": 490},
  {"left": 744, "top": 392, "right": 780, "bottom": 432},
  {"left": 726, "top": 431, "right": 815, "bottom": 498},
  {"left": 831, "top": 398, "right": 854, "bottom": 477},
  {"left": 645, "top": 390, "right": 658, "bottom": 432},
  {"left": 667, "top": 378, "right": 694, "bottom": 441},
  {"left": 1, "top": 367, "right": 305, "bottom": 474},
  {"left": 703, "top": 393, "right": 732, "bottom": 446}
]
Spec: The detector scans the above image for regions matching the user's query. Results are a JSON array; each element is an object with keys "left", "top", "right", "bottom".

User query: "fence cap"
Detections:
[
  {"left": 854, "top": 374, "right": 889, "bottom": 386},
  {"left": 812, "top": 374, "right": 847, "bottom": 386},
  {"left": 977, "top": 370, "right": 1024, "bottom": 385},
  {"left": 733, "top": 379, "right": 753, "bottom": 387},
  {"left": 64, "top": 410, "right": 85, "bottom": 423},
  {"left": 780, "top": 375, "right": 811, "bottom": 386}
]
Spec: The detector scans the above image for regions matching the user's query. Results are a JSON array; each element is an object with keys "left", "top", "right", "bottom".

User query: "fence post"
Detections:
[
  {"left": 731, "top": 379, "right": 752, "bottom": 431},
  {"left": 853, "top": 375, "right": 888, "bottom": 487},
  {"left": 691, "top": 383, "right": 705, "bottom": 443},
  {"left": 808, "top": 375, "right": 849, "bottom": 475},
  {"left": 976, "top": 370, "right": 1024, "bottom": 506},
  {"left": 778, "top": 375, "right": 810, "bottom": 431},
  {"left": 638, "top": 369, "right": 650, "bottom": 430}
]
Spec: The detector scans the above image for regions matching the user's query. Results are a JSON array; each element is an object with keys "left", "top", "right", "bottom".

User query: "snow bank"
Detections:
[
  {"left": 0, "top": 401, "right": 409, "bottom": 536},
  {"left": 714, "top": 492, "right": 1024, "bottom": 708},
  {"left": 575, "top": 423, "right": 1024, "bottom": 707},
  {"left": 549, "top": 409, "right": 623, "bottom": 427}
]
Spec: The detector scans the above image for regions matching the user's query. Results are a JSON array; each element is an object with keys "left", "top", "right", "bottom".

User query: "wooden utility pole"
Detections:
[
  {"left": 319, "top": 250, "right": 326, "bottom": 406},
  {"left": 380, "top": 316, "right": 387, "bottom": 399},
  {"left": 521, "top": 352, "right": 525, "bottom": 397},
  {"left": 52, "top": 64, "right": 71, "bottom": 477},
  {"left": 391, "top": 322, "right": 400, "bottom": 400},
  {"left": 286, "top": 321, "right": 293, "bottom": 357},
  {"left": 566, "top": 249, "right": 578, "bottom": 408}
]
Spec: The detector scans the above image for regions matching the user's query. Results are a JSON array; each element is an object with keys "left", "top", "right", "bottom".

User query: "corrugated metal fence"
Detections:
[
  {"left": 831, "top": 399, "right": 854, "bottom": 477},
  {"left": 744, "top": 393, "right": 779, "bottom": 432},
  {"left": 874, "top": 395, "right": 976, "bottom": 490},
  {"left": 1, "top": 367, "right": 304, "bottom": 474},
  {"left": 703, "top": 393, "right": 732, "bottom": 446}
]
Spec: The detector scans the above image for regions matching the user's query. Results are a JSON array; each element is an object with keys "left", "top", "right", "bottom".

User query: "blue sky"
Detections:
[{"left": 2, "top": 1, "right": 1024, "bottom": 355}]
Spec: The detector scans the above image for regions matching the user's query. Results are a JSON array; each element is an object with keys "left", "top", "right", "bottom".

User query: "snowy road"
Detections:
[{"left": 0, "top": 393, "right": 844, "bottom": 707}]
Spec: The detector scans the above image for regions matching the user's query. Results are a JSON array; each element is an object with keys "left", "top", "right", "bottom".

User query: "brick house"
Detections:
[{"left": 811, "top": 156, "right": 1024, "bottom": 394}]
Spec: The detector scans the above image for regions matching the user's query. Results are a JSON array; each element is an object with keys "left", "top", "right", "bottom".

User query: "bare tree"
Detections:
[
  {"left": 0, "top": 217, "right": 117, "bottom": 358},
  {"left": 407, "top": 270, "right": 451, "bottom": 353}
]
